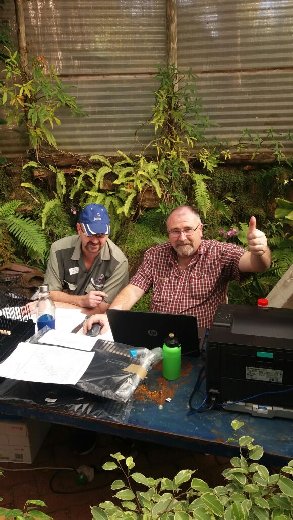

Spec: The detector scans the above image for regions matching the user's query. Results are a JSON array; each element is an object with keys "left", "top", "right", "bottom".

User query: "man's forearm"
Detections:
[
  {"left": 50, "top": 290, "right": 84, "bottom": 307},
  {"left": 239, "top": 247, "right": 272, "bottom": 273},
  {"left": 109, "top": 284, "right": 145, "bottom": 310}
]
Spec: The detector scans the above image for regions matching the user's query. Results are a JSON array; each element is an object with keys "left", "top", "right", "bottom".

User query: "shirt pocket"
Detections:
[
  {"left": 152, "top": 276, "right": 173, "bottom": 304},
  {"left": 189, "top": 266, "right": 218, "bottom": 301}
]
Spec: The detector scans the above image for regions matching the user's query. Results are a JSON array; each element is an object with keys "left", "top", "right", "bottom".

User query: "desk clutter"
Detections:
[
  {"left": 0, "top": 275, "right": 35, "bottom": 364},
  {"left": 0, "top": 322, "right": 162, "bottom": 403}
]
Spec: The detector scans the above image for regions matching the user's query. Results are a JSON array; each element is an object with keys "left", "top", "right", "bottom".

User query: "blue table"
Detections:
[{"left": 0, "top": 357, "right": 292, "bottom": 466}]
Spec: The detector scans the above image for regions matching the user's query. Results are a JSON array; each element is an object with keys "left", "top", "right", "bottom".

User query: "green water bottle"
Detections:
[{"left": 162, "top": 332, "right": 181, "bottom": 381}]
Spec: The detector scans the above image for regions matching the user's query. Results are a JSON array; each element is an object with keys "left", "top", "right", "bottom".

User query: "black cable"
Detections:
[
  {"left": 49, "top": 468, "right": 116, "bottom": 494},
  {"left": 220, "top": 386, "right": 293, "bottom": 408},
  {"left": 188, "top": 365, "right": 210, "bottom": 414}
]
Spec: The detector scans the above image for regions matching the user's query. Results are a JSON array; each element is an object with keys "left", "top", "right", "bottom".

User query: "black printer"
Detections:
[{"left": 206, "top": 304, "right": 293, "bottom": 418}]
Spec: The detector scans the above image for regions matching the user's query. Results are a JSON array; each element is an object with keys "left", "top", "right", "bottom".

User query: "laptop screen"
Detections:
[{"left": 106, "top": 310, "right": 200, "bottom": 356}]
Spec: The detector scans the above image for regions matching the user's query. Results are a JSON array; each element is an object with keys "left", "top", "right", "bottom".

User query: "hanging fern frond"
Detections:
[
  {"left": 41, "top": 198, "right": 62, "bottom": 229},
  {"left": 0, "top": 200, "right": 23, "bottom": 219},
  {"left": 190, "top": 173, "right": 211, "bottom": 217},
  {"left": 5, "top": 214, "right": 47, "bottom": 260}
]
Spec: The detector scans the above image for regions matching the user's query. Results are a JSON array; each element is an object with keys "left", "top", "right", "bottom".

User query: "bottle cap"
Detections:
[
  {"left": 39, "top": 284, "right": 49, "bottom": 294},
  {"left": 257, "top": 298, "right": 268, "bottom": 307}
]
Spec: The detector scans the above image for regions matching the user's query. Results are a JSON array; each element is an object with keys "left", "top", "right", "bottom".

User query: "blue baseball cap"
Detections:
[{"left": 78, "top": 204, "right": 110, "bottom": 236}]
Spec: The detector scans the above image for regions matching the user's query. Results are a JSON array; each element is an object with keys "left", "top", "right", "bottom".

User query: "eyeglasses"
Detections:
[{"left": 168, "top": 224, "right": 201, "bottom": 238}]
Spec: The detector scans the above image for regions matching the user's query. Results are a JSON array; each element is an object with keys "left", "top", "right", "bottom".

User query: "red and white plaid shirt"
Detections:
[{"left": 130, "top": 240, "right": 246, "bottom": 327}]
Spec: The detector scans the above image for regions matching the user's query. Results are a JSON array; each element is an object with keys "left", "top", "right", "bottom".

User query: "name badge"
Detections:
[{"left": 69, "top": 267, "right": 79, "bottom": 275}]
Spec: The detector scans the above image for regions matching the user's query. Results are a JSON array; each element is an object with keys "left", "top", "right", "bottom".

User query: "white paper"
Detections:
[
  {"left": 0, "top": 342, "right": 94, "bottom": 385},
  {"left": 39, "top": 329, "right": 97, "bottom": 351},
  {"left": 55, "top": 307, "right": 84, "bottom": 332}
]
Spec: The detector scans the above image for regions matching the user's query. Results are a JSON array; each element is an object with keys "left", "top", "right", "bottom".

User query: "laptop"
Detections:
[{"left": 106, "top": 309, "right": 200, "bottom": 356}]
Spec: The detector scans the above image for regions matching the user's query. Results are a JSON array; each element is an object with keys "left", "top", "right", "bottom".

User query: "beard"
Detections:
[{"left": 174, "top": 242, "right": 195, "bottom": 257}]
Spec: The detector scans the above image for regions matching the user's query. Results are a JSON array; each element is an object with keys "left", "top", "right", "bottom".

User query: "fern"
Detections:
[
  {"left": 190, "top": 173, "right": 211, "bottom": 217},
  {"left": 5, "top": 214, "right": 47, "bottom": 259},
  {"left": 89, "top": 154, "right": 112, "bottom": 167},
  {"left": 41, "top": 198, "right": 62, "bottom": 229},
  {"left": 0, "top": 200, "right": 22, "bottom": 218}
]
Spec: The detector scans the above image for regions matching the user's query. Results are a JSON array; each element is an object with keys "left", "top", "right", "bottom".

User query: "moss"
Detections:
[{"left": 117, "top": 209, "right": 166, "bottom": 276}]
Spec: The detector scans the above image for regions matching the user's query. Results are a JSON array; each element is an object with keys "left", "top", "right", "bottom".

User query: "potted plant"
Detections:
[{"left": 91, "top": 420, "right": 293, "bottom": 519}]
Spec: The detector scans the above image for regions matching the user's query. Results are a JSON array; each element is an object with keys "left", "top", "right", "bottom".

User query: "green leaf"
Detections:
[
  {"left": 268, "top": 474, "right": 279, "bottom": 485},
  {"left": 281, "top": 466, "right": 293, "bottom": 475},
  {"left": 200, "top": 492, "right": 224, "bottom": 516},
  {"left": 126, "top": 456, "right": 135, "bottom": 470},
  {"left": 131, "top": 472, "right": 157, "bottom": 487},
  {"left": 188, "top": 503, "right": 211, "bottom": 519},
  {"left": 102, "top": 462, "right": 118, "bottom": 470},
  {"left": 174, "top": 469, "right": 193, "bottom": 487},
  {"left": 151, "top": 498, "right": 174, "bottom": 516},
  {"left": 224, "top": 502, "right": 247, "bottom": 520},
  {"left": 191, "top": 478, "right": 210, "bottom": 493},
  {"left": 231, "top": 420, "right": 244, "bottom": 431},
  {"left": 252, "top": 505, "right": 269, "bottom": 520},
  {"left": 254, "top": 497, "right": 270, "bottom": 509},
  {"left": 252, "top": 474, "right": 268, "bottom": 487},
  {"left": 160, "top": 477, "right": 174, "bottom": 491},
  {"left": 230, "top": 457, "right": 242, "bottom": 468},
  {"left": 111, "top": 479, "right": 126, "bottom": 490},
  {"left": 239, "top": 436, "right": 254, "bottom": 447},
  {"left": 278, "top": 475, "right": 293, "bottom": 497},
  {"left": 115, "top": 489, "right": 136, "bottom": 501},
  {"left": 90, "top": 506, "right": 109, "bottom": 519},
  {"left": 174, "top": 512, "right": 190, "bottom": 519},
  {"left": 121, "top": 501, "right": 137, "bottom": 511},
  {"left": 244, "top": 483, "right": 259, "bottom": 494},
  {"left": 270, "top": 494, "right": 292, "bottom": 510},
  {"left": 249, "top": 445, "right": 264, "bottom": 461},
  {"left": 255, "top": 465, "right": 269, "bottom": 481}
]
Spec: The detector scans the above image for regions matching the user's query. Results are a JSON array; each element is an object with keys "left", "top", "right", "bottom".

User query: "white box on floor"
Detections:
[{"left": 0, "top": 418, "right": 50, "bottom": 463}]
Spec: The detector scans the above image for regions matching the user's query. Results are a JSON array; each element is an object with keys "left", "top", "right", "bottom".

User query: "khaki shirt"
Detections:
[{"left": 44, "top": 235, "right": 129, "bottom": 304}]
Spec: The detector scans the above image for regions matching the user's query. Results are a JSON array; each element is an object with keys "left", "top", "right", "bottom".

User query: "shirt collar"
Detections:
[{"left": 168, "top": 240, "right": 204, "bottom": 266}]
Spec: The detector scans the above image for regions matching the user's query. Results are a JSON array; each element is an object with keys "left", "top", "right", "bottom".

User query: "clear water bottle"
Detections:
[
  {"left": 36, "top": 284, "right": 55, "bottom": 330},
  {"left": 162, "top": 332, "right": 181, "bottom": 381}
]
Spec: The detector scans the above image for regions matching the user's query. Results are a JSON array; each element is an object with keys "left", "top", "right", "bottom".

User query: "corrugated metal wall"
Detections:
[
  {"left": 0, "top": 0, "right": 166, "bottom": 157},
  {"left": 1, "top": 0, "right": 293, "bottom": 158},
  {"left": 177, "top": 0, "right": 293, "bottom": 150}
]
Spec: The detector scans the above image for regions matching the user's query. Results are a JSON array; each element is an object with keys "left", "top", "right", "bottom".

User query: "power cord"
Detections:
[
  {"left": 0, "top": 463, "right": 119, "bottom": 494},
  {"left": 187, "top": 365, "right": 214, "bottom": 414}
]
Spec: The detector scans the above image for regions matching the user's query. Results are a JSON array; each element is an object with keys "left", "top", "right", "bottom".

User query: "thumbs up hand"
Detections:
[{"left": 247, "top": 216, "right": 268, "bottom": 256}]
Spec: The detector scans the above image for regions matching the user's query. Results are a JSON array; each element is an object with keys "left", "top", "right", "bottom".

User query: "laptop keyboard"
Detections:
[{"left": 94, "top": 338, "right": 135, "bottom": 358}]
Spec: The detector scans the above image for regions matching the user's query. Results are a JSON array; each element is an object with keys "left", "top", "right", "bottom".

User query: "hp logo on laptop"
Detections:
[{"left": 147, "top": 329, "right": 158, "bottom": 337}]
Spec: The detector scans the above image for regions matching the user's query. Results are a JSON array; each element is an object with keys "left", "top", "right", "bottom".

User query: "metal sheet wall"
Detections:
[
  {"left": 177, "top": 0, "right": 293, "bottom": 151},
  {"left": 1, "top": 1, "right": 293, "bottom": 157},
  {"left": 0, "top": 0, "right": 165, "bottom": 157}
]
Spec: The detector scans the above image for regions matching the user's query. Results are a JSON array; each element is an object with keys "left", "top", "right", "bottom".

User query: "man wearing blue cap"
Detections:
[{"left": 44, "top": 204, "right": 129, "bottom": 313}]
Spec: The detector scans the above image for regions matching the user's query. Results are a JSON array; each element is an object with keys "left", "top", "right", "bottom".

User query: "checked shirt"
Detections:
[{"left": 130, "top": 240, "right": 246, "bottom": 327}]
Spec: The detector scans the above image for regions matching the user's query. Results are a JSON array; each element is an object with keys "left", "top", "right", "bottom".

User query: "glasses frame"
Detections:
[{"left": 167, "top": 223, "right": 201, "bottom": 238}]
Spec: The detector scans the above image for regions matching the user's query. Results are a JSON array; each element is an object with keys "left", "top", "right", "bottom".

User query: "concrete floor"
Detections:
[{"left": 0, "top": 423, "right": 230, "bottom": 520}]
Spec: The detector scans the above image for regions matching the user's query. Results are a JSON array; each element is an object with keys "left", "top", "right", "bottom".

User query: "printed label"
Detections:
[
  {"left": 69, "top": 267, "right": 79, "bottom": 275},
  {"left": 246, "top": 366, "right": 283, "bottom": 383}
]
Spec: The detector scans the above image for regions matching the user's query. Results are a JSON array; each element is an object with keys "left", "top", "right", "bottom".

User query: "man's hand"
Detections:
[
  {"left": 81, "top": 291, "right": 108, "bottom": 308},
  {"left": 83, "top": 313, "right": 109, "bottom": 334},
  {"left": 247, "top": 216, "right": 268, "bottom": 256}
]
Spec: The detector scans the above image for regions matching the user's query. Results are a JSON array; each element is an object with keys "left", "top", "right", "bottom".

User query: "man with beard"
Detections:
[
  {"left": 84, "top": 205, "right": 271, "bottom": 331},
  {"left": 44, "top": 203, "right": 129, "bottom": 455},
  {"left": 44, "top": 203, "right": 129, "bottom": 313}
]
